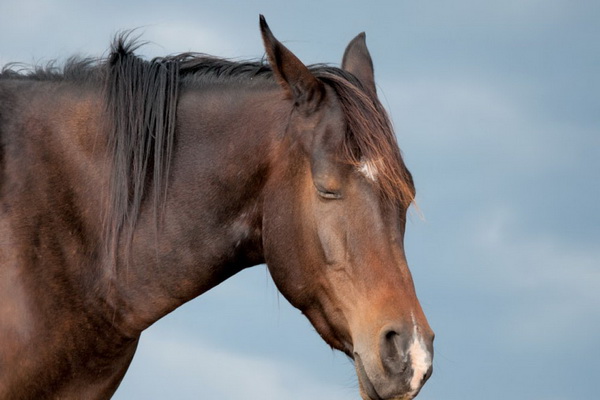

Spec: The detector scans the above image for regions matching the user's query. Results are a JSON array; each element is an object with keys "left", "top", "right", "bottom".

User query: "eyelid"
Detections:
[{"left": 316, "top": 188, "right": 343, "bottom": 199}]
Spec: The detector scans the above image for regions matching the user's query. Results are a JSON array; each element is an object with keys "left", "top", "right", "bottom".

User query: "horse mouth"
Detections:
[
  {"left": 354, "top": 353, "right": 384, "bottom": 400},
  {"left": 354, "top": 353, "right": 415, "bottom": 400}
]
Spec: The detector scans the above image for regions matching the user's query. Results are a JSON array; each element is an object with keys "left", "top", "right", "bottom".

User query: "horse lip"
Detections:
[{"left": 354, "top": 353, "right": 384, "bottom": 400}]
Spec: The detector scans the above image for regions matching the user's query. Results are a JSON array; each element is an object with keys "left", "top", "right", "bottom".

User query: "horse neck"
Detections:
[{"left": 111, "top": 83, "right": 288, "bottom": 334}]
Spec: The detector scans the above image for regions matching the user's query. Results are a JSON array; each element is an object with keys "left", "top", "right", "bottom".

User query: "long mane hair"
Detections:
[{"left": 2, "top": 34, "right": 415, "bottom": 261}]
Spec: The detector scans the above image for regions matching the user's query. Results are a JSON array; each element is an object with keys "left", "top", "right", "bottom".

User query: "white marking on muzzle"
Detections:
[
  {"left": 408, "top": 322, "right": 432, "bottom": 394},
  {"left": 358, "top": 160, "right": 378, "bottom": 181}
]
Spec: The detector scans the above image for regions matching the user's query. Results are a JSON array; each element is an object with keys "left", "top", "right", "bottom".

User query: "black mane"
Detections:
[
  {"left": 0, "top": 35, "right": 362, "bottom": 89},
  {"left": 0, "top": 57, "right": 103, "bottom": 82},
  {"left": 103, "top": 35, "right": 179, "bottom": 262},
  {"left": 1, "top": 33, "right": 411, "bottom": 262}
]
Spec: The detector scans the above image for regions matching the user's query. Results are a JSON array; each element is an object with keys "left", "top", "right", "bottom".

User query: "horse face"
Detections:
[
  {"left": 260, "top": 17, "right": 433, "bottom": 400},
  {"left": 311, "top": 137, "right": 434, "bottom": 400}
]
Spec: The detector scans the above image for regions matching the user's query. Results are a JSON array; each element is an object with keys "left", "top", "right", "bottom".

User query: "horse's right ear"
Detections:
[{"left": 259, "top": 15, "right": 325, "bottom": 112}]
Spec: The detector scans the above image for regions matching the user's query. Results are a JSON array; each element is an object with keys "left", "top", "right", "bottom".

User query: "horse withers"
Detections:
[{"left": 0, "top": 16, "right": 433, "bottom": 400}]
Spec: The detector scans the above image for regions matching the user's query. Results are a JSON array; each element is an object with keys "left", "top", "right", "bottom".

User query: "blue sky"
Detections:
[{"left": 1, "top": 1, "right": 598, "bottom": 399}]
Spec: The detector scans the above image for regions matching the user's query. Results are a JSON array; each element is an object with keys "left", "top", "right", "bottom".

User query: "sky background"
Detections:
[{"left": 1, "top": 1, "right": 598, "bottom": 399}]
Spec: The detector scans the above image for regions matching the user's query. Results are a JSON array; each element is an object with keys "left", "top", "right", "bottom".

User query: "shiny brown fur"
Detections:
[{"left": 0, "top": 16, "right": 433, "bottom": 400}]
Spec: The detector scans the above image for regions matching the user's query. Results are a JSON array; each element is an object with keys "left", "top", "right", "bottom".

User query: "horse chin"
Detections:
[
  {"left": 354, "top": 353, "right": 416, "bottom": 400},
  {"left": 355, "top": 353, "right": 384, "bottom": 400}
]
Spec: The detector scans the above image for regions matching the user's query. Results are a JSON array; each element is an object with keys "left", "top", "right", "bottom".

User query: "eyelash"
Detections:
[{"left": 317, "top": 189, "right": 342, "bottom": 199}]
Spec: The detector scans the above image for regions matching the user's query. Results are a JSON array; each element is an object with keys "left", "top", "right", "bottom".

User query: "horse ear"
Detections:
[
  {"left": 259, "top": 15, "right": 325, "bottom": 112},
  {"left": 341, "top": 32, "right": 377, "bottom": 98}
]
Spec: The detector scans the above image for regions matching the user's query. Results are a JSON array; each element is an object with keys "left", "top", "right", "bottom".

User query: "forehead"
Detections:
[
  {"left": 306, "top": 89, "right": 347, "bottom": 150},
  {"left": 312, "top": 72, "right": 416, "bottom": 209},
  {"left": 358, "top": 159, "right": 378, "bottom": 182}
]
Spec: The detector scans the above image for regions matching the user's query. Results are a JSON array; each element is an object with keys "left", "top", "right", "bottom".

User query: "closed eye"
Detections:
[{"left": 316, "top": 188, "right": 343, "bottom": 200}]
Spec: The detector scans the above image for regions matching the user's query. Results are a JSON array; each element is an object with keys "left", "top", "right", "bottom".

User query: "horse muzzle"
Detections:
[{"left": 353, "top": 324, "right": 434, "bottom": 400}]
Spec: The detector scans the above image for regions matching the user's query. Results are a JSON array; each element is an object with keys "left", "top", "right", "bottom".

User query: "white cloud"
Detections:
[
  {"left": 465, "top": 205, "right": 600, "bottom": 349},
  {"left": 401, "top": 0, "right": 573, "bottom": 30},
  {"left": 0, "top": 1, "right": 257, "bottom": 65},
  {"left": 471, "top": 205, "right": 599, "bottom": 291},
  {"left": 382, "top": 76, "right": 577, "bottom": 176},
  {"left": 0, "top": 0, "right": 61, "bottom": 30},
  {"left": 139, "top": 23, "right": 251, "bottom": 59},
  {"left": 114, "top": 327, "right": 356, "bottom": 400}
]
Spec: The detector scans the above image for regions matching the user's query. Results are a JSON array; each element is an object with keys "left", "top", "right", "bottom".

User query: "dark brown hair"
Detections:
[{"left": 2, "top": 34, "right": 415, "bottom": 259}]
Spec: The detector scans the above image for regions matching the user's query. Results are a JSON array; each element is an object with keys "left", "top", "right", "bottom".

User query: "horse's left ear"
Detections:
[
  {"left": 259, "top": 15, "right": 325, "bottom": 112},
  {"left": 342, "top": 32, "right": 377, "bottom": 98}
]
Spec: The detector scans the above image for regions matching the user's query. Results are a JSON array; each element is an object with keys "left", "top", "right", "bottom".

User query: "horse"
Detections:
[{"left": 0, "top": 15, "right": 433, "bottom": 400}]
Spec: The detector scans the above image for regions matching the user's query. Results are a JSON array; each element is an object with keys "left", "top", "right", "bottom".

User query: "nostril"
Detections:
[
  {"left": 384, "top": 329, "right": 398, "bottom": 342},
  {"left": 379, "top": 327, "right": 410, "bottom": 375}
]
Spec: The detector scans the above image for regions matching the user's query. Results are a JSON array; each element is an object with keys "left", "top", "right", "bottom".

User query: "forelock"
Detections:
[{"left": 314, "top": 70, "right": 416, "bottom": 209}]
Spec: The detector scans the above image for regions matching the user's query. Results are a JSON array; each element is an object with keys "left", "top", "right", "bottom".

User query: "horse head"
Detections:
[{"left": 259, "top": 16, "right": 434, "bottom": 400}]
